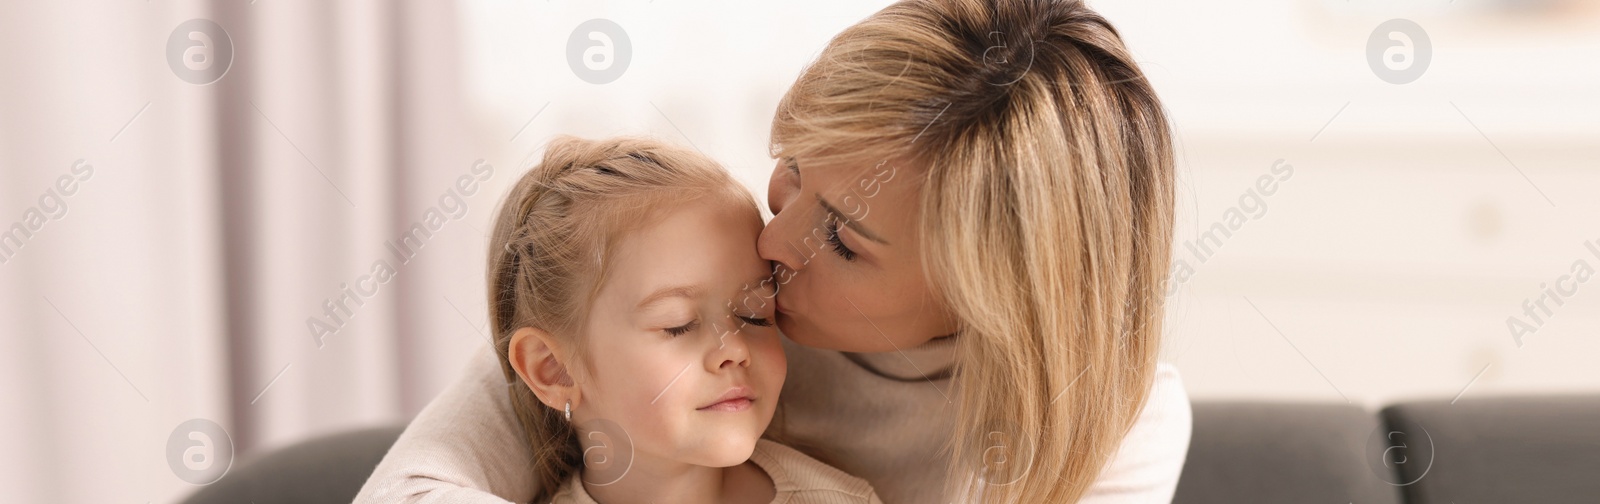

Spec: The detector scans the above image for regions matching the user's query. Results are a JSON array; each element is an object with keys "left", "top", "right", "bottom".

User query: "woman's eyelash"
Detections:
[
  {"left": 825, "top": 217, "right": 858, "bottom": 261},
  {"left": 664, "top": 319, "right": 699, "bottom": 337}
]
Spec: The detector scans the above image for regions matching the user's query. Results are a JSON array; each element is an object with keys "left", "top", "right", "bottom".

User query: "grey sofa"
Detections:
[
  {"left": 180, "top": 395, "right": 1600, "bottom": 504},
  {"left": 178, "top": 425, "right": 405, "bottom": 504},
  {"left": 1175, "top": 395, "right": 1600, "bottom": 504}
]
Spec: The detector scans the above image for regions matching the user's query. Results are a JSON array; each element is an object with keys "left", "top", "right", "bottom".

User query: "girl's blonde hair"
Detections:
[
  {"left": 771, "top": 0, "right": 1176, "bottom": 502},
  {"left": 486, "top": 136, "right": 758, "bottom": 503}
]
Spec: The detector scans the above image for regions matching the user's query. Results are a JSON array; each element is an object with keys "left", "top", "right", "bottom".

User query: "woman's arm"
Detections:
[
  {"left": 1077, "top": 363, "right": 1194, "bottom": 504},
  {"left": 354, "top": 350, "right": 536, "bottom": 504}
]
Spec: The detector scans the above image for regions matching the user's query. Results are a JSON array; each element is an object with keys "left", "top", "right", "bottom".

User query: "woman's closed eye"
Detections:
[{"left": 825, "top": 216, "right": 858, "bottom": 261}]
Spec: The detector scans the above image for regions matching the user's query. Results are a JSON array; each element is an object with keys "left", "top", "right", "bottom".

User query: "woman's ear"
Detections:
[{"left": 508, "top": 326, "right": 580, "bottom": 411}]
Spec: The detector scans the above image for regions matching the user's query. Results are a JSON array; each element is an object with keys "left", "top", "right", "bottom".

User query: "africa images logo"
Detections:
[
  {"left": 166, "top": 418, "right": 234, "bottom": 485},
  {"left": 1367, "top": 19, "right": 1431, "bottom": 85},
  {"left": 166, "top": 19, "right": 233, "bottom": 85},
  {"left": 567, "top": 19, "right": 632, "bottom": 84}
]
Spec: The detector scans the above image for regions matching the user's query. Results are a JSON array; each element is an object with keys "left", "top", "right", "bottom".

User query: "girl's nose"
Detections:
[{"left": 706, "top": 318, "right": 753, "bottom": 371}]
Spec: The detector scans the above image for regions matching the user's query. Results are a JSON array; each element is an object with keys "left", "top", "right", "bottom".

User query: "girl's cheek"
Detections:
[
  {"left": 754, "top": 336, "right": 788, "bottom": 386},
  {"left": 593, "top": 346, "right": 671, "bottom": 407},
  {"left": 638, "top": 354, "right": 689, "bottom": 404}
]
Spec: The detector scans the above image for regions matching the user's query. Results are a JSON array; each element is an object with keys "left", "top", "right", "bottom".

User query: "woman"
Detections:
[{"left": 357, "top": 0, "right": 1189, "bottom": 502}]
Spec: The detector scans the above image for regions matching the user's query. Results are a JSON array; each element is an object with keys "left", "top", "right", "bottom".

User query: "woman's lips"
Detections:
[{"left": 697, "top": 386, "right": 754, "bottom": 412}]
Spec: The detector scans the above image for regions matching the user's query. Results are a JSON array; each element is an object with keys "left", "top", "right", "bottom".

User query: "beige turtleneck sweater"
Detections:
[
  {"left": 354, "top": 336, "right": 1191, "bottom": 504},
  {"left": 548, "top": 439, "right": 881, "bottom": 504}
]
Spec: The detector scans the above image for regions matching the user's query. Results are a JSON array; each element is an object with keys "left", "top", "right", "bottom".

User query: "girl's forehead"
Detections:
[{"left": 597, "top": 200, "right": 766, "bottom": 303}]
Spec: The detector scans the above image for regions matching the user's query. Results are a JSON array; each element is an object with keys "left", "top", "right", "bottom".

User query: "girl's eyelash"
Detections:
[
  {"left": 667, "top": 316, "right": 770, "bottom": 337},
  {"left": 665, "top": 319, "right": 699, "bottom": 337},
  {"left": 738, "top": 315, "right": 774, "bottom": 327},
  {"left": 825, "top": 217, "right": 858, "bottom": 261}
]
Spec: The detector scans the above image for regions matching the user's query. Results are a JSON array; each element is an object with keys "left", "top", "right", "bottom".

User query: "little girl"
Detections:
[{"left": 487, "top": 136, "right": 882, "bottom": 504}]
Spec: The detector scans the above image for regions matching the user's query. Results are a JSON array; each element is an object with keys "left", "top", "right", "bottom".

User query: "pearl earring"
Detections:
[{"left": 564, "top": 400, "right": 571, "bottom": 421}]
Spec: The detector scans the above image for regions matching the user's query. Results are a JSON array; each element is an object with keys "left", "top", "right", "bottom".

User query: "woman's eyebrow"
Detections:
[{"left": 817, "top": 195, "right": 889, "bottom": 245}]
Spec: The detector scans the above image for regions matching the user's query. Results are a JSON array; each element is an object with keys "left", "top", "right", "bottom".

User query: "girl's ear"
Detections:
[{"left": 508, "top": 326, "right": 581, "bottom": 411}]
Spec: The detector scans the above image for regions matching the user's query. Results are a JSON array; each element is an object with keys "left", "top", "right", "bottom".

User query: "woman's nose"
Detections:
[
  {"left": 759, "top": 162, "right": 806, "bottom": 273},
  {"left": 766, "top": 159, "right": 798, "bottom": 215},
  {"left": 757, "top": 210, "right": 809, "bottom": 275}
]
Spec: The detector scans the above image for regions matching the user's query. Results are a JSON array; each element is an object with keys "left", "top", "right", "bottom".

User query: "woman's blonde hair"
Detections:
[
  {"left": 771, "top": 0, "right": 1176, "bottom": 502},
  {"left": 486, "top": 136, "right": 758, "bottom": 503}
]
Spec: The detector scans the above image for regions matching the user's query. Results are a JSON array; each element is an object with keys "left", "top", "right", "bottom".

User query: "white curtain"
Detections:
[{"left": 0, "top": 1, "right": 489, "bottom": 502}]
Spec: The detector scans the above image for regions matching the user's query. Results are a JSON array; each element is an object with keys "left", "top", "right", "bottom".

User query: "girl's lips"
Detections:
[
  {"left": 696, "top": 397, "right": 753, "bottom": 412},
  {"left": 697, "top": 386, "right": 755, "bottom": 412}
]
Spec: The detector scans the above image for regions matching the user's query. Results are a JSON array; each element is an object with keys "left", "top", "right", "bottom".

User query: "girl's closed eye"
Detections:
[
  {"left": 659, "top": 304, "right": 773, "bottom": 338},
  {"left": 737, "top": 314, "right": 773, "bottom": 327},
  {"left": 664, "top": 319, "right": 700, "bottom": 337}
]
